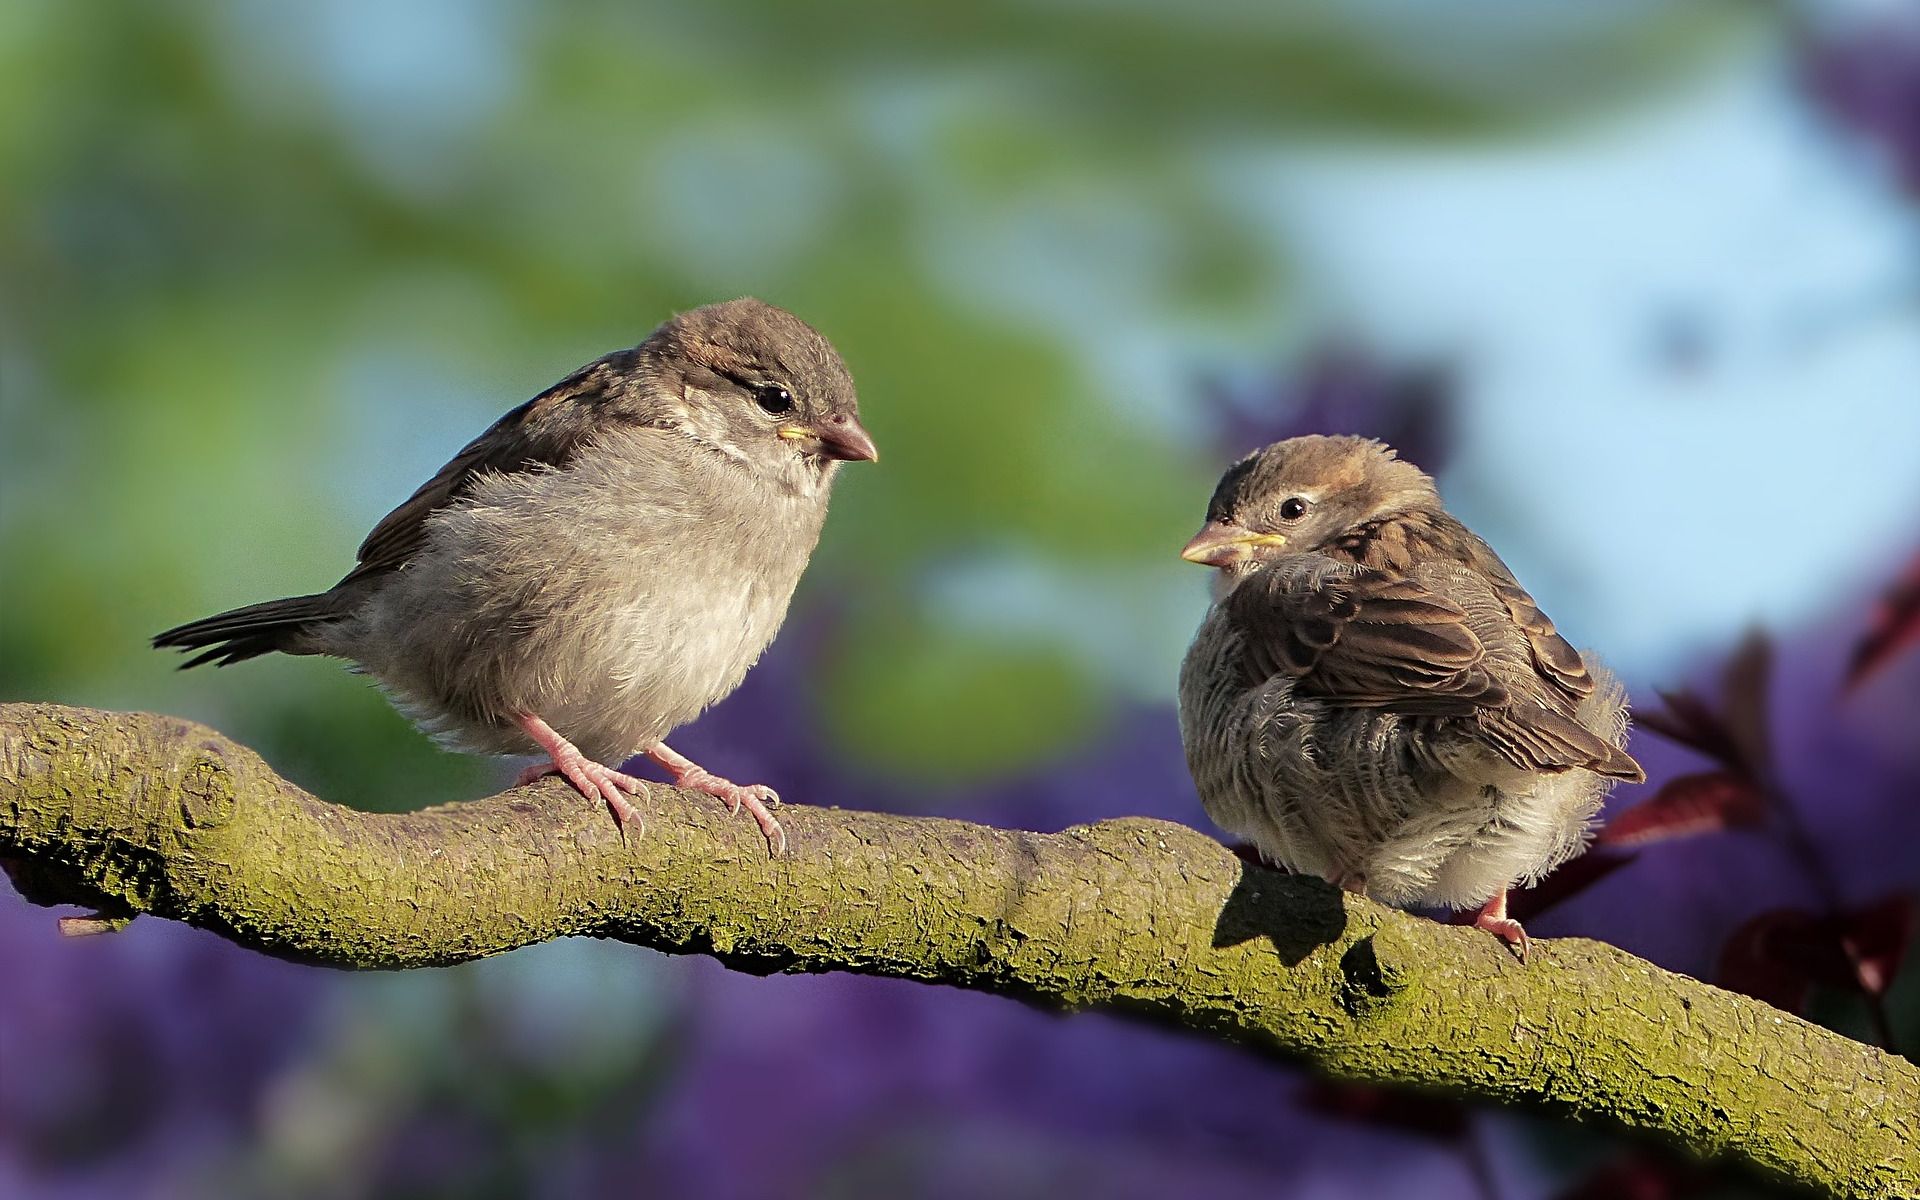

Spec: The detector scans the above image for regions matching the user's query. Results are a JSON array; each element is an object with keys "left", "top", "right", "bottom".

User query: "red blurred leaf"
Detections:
[
  {"left": 1718, "top": 629, "right": 1773, "bottom": 773},
  {"left": 1553, "top": 1152, "right": 1711, "bottom": 1200},
  {"left": 1299, "top": 1081, "right": 1466, "bottom": 1141},
  {"left": 1719, "top": 908, "right": 1825, "bottom": 1014},
  {"left": 1718, "top": 894, "right": 1916, "bottom": 1013},
  {"left": 1636, "top": 690, "right": 1750, "bottom": 773},
  {"left": 1593, "top": 772, "right": 1767, "bottom": 849},
  {"left": 1507, "top": 850, "right": 1637, "bottom": 923},
  {"left": 1640, "top": 632, "right": 1773, "bottom": 773},
  {"left": 1837, "top": 893, "right": 1915, "bottom": 997},
  {"left": 1846, "top": 552, "right": 1920, "bottom": 691}
]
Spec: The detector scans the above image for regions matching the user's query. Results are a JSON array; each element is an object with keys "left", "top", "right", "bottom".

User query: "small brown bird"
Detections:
[
  {"left": 1177, "top": 436, "right": 1642, "bottom": 958},
  {"left": 155, "top": 298, "right": 876, "bottom": 854}
]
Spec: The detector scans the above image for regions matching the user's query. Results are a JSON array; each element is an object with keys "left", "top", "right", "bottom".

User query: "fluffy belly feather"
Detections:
[{"left": 327, "top": 461, "right": 807, "bottom": 766}]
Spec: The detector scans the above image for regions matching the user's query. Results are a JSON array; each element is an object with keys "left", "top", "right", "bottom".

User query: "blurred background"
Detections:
[{"left": 3, "top": 1, "right": 1918, "bottom": 1197}]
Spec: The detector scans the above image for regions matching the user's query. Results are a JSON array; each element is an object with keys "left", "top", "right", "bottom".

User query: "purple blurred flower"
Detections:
[
  {"left": 0, "top": 909, "right": 322, "bottom": 1199},
  {"left": 1801, "top": 12, "right": 1920, "bottom": 196},
  {"left": 634, "top": 966, "right": 1489, "bottom": 1200},
  {"left": 1199, "top": 343, "right": 1454, "bottom": 473}
]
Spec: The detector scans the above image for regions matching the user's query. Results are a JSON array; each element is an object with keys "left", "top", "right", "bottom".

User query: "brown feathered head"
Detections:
[{"left": 1182, "top": 436, "right": 1438, "bottom": 573}]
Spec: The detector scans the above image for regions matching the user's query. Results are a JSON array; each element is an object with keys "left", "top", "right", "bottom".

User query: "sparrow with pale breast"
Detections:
[
  {"left": 156, "top": 298, "right": 877, "bottom": 854},
  {"left": 1176, "top": 435, "right": 1641, "bottom": 957}
]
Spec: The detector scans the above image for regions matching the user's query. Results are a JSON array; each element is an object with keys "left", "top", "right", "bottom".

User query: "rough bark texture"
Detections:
[{"left": 2, "top": 702, "right": 1914, "bottom": 1198}]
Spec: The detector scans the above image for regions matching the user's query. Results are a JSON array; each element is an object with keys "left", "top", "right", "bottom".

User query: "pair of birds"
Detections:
[{"left": 157, "top": 299, "right": 1640, "bottom": 956}]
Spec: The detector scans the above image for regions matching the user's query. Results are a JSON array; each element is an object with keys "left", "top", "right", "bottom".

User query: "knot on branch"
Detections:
[{"left": 1339, "top": 931, "right": 1411, "bottom": 1017}]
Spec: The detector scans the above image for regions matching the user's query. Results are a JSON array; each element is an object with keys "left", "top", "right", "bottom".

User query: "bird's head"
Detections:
[
  {"left": 642, "top": 298, "right": 876, "bottom": 492},
  {"left": 1181, "top": 435, "right": 1437, "bottom": 580}
]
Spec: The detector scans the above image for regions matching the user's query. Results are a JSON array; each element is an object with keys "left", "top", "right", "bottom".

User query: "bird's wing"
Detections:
[
  {"left": 1229, "top": 556, "right": 1645, "bottom": 780},
  {"left": 1409, "top": 556, "right": 1643, "bottom": 782},
  {"left": 1478, "top": 696, "right": 1645, "bottom": 781},
  {"left": 1225, "top": 555, "right": 1506, "bottom": 715},
  {"left": 341, "top": 352, "right": 638, "bottom": 586},
  {"left": 1484, "top": 591, "right": 1642, "bottom": 777},
  {"left": 1489, "top": 577, "right": 1595, "bottom": 698},
  {"left": 1427, "top": 517, "right": 1597, "bottom": 700}
]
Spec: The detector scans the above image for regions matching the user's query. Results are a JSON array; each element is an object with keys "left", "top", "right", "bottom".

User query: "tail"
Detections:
[
  {"left": 1588, "top": 739, "right": 1646, "bottom": 784},
  {"left": 152, "top": 593, "right": 344, "bottom": 668}
]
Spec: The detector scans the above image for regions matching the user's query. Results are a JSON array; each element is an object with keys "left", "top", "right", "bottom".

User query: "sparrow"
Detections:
[
  {"left": 155, "top": 298, "right": 877, "bottom": 854},
  {"left": 1176, "top": 435, "right": 1642, "bottom": 958}
]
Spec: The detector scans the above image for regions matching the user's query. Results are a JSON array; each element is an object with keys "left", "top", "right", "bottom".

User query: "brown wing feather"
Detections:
[
  {"left": 340, "top": 353, "right": 635, "bottom": 587},
  {"left": 1227, "top": 557, "right": 1507, "bottom": 715},
  {"left": 1416, "top": 546, "right": 1640, "bottom": 780},
  {"left": 1405, "top": 513, "right": 1598, "bottom": 703},
  {"left": 1481, "top": 701, "right": 1645, "bottom": 782},
  {"left": 1492, "top": 579, "right": 1595, "bottom": 698}
]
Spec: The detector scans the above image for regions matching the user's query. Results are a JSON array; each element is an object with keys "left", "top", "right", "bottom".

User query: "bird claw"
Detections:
[
  {"left": 531, "top": 758, "right": 647, "bottom": 842},
  {"left": 1472, "top": 889, "right": 1530, "bottom": 962},
  {"left": 514, "top": 714, "right": 647, "bottom": 844},
  {"left": 645, "top": 742, "right": 789, "bottom": 856},
  {"left": 602, "top": 788, "right": 647, "bottom": 844},
  {"left": 676, "top": 771, "right": 786, "bottom": 855},
  {"left": 1476, "top": 915, "right": 1530, "bottom": 963}
]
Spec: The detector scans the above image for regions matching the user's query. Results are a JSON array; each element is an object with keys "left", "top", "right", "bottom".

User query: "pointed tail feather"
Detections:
[
  {"left": 1487, "top": 701, "right": 1647, "bottom": 784},
  {"left": 1592, "top": 741, "right": 1646, "bottom": 784},
  {"left": 152, "top": 593, "right": 343, "bottom": 668}
]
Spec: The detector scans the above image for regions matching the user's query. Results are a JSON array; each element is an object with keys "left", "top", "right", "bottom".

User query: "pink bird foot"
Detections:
[
  {"left": 645, "top": 741, "right": 787, "bottom": 856},
  {"left": 1329, "top": 870, "right": 1369, "bottom": 895},
  {"left": 1473, "top": 888, "right": 1530, "bottom": 962},
  {"left": 515, "top": 713, "right": 646, "bottom": 841}
]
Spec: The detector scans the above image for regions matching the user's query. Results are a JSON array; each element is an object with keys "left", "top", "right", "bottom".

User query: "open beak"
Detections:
[
  {"left": 784, "top": 413, "right": 879, "bottom": 463},
  {"left": 1180, "top": 521, "right": 1286, "bottom": 566}
]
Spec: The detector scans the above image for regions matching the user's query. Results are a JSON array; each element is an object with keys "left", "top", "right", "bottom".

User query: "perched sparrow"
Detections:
[
  {"left": 156, "top": 298, "right": 876, "bottom": 854},
  {"left": 1176, "top": 436, "right": 1641, "bottom": 958}
]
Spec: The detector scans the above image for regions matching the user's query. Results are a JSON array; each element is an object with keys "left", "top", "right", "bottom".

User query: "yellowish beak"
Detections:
[{"left": 1180, "top": 521, "right": 1287, "bottom": 566}]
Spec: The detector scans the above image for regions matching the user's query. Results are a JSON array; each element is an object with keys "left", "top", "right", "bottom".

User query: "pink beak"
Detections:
[
  {"left": 816, "top": 413, "right": 879, "bottom": 463},
  {"left": 1180, "top": 521, "right": 1282, "bottom": 567}
]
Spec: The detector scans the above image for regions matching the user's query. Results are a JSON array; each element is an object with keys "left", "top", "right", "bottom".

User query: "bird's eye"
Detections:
[
  {"left": 1279, "top": 497, "right": 1310, "bottom": 521},
  {"left": 752, "top": 383, "right": 795, "bottom": 416}
]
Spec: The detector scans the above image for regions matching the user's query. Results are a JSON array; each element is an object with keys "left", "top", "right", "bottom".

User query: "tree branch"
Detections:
[{"left": 2, "top": 702, "right": 1913, "bottom": 1198}]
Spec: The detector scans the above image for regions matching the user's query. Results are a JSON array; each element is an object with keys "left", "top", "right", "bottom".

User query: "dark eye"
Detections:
[
  {"left": 1279, "top": 497, "right": 1309, "bottom": 521},
  {"left": 752, "top": 383, "right": 795, "bottom": 416}
]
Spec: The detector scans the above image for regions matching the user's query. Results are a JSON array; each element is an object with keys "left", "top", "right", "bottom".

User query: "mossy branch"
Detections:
[{"left": 2, "top": 702, "right": 1913, "bottom": 1198}]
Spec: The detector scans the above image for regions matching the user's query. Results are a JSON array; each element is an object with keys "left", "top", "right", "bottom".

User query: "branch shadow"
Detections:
[{"left": 1210, "top": 860, "right": 1348, "bottom": 967}]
